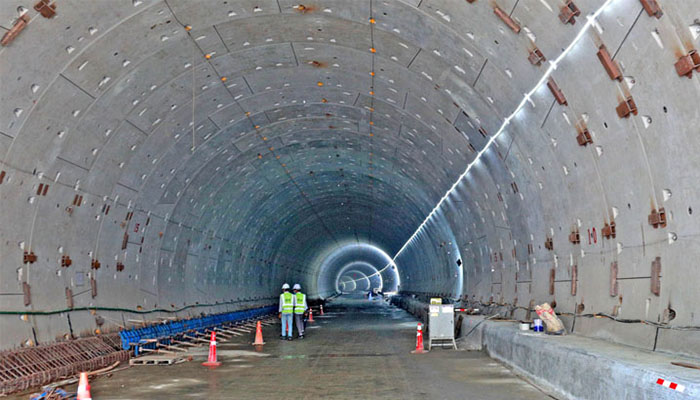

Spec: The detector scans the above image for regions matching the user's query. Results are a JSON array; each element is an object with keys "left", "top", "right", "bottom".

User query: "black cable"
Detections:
[
  {"left": 451, "top": 300, "right": 700, "bottom": 332},
  {"left": 0, "top": 298, "right": 276, "bottom": 316}
]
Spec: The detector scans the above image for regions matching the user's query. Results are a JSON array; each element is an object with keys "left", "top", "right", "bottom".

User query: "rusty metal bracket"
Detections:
[
  {"left": 639, "top": 0, "right": 663, "bottom": 18},
  {"left": 22, "top": 282, "right": 31, "bottom": 306},
  {"left": 90, "top": 276, "right": 97, "bottom": 298},
  {"left": 597, "top": 44, "right": 622, "bottom": 81},
  {"left": 558, "top": 0, "right": 581, "bottom": 25},
  {"left": 528, "top": 47, "right": 546, "bottom": 66},
  {"left": 23, "top": 251, "right": 37, "bottom": 264},
  {"left": 651, "top": 257, "right": 661, "bottom": 296},
  {"left": 648, "top": 207, "right": 667, "bottom": 228},
  {"left": 616, "top": 96, "right": 638, "bottom": 118},
  {"left": 65, "top": 287, "right": 74, "bottom": 308},
  {"left": 576, "top": 123, "right": 593, "bottom": 146},
  {"left": 61, "top": 255, "right": 72, "bottom": 268},
  {"left": 610, "top": 261, "right": 618, "bottom": 296},
  {"left": 569, "top": 227, "right": 580, "bottom": 244},
  {"left": 571, "top": 265, "right": 578, "bottom": 296},
  {"left": 1, "top": 14, "right": 29, "bottom": 46},
  {"left": 494, "top": 6, "right": 521, "bottom": 33},
  {"left": 478, "top": 126, "right": 488, "bottom": 138},
  {"left": 0, "top": 170, "right": 5, "bottom": 184},
  {"left": 602, "top": 220, "right": 616, "bottom": 239},
  {"left": 544, "top": 236, "right": 554, "bottom": 251},
  {"left": 549, "top": 268, "right": 556, "bottom": 295},
  {"left": 116, "top": 262, "right": 125, "bottom": 272},
  {"left": 34, "top": 0, "right": 57, "bottom": 18},
  {"left": 547, "top": 77, "right": 568, "bottom": 105},
  {"left": 675, "top": 50, "right": 700, "bottom": 78},
  {"left": 91, "top": 259, "right": 101, "bottom": 270}
]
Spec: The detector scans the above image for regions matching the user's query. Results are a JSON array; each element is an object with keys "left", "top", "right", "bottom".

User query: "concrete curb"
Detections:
[
  {"left": 392, "top": 296, "right": 700, "bottom": 400},
  {"left": 480, "top": 320, "right": 700, "bottom": 400}
]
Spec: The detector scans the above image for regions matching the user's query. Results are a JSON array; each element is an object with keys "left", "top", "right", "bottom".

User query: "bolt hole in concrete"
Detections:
[{"left": 665, "top": 308, "right": 677, "bottom": 322}]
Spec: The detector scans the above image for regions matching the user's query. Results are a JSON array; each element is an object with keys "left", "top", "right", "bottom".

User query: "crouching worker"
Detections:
[
  {"left": 279, "top": 283, "right": 294, "bottom": 340},
  {"left": 293, "top": 283, "right": 307, "bottom": 339}
]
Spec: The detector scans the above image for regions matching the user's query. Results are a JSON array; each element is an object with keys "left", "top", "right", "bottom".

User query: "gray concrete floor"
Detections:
[{"left": 18, "top": 296, "right": 554, "bottom": 399}]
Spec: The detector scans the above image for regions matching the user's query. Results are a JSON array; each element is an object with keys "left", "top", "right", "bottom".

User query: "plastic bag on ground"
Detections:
[{"left": 535, "top": 303, "right": 566, "bottom": 335}]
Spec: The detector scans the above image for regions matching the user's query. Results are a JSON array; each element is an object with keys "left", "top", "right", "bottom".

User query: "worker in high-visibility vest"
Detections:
[
  {"left": 278, "top": 283, "right": 294, "bottom": 340},
  {"left": 292, "top": 284, "right": 308, "bottom": 339}
]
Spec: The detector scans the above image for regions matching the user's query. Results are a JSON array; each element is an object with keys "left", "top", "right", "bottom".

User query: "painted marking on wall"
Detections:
[{"left": 656, "top": 378, "right": 685, "bottom": 393}]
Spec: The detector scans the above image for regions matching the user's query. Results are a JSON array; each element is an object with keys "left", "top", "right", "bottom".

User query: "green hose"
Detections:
[{"left": 0, "top": 299, "right": 275, "bottom": 316}]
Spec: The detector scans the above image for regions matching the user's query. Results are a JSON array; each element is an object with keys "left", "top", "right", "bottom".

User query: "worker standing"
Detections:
[
  {"left": 292, "top": 284, "right": 307, "bottom": 339},
  {"left": 279, "top": 283, "right": 294, "bottom": 341}
]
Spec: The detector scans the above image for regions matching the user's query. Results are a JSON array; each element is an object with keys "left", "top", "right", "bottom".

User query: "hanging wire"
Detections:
[{"left": 191, "top": 45, "right": 196, "bottom": 152}]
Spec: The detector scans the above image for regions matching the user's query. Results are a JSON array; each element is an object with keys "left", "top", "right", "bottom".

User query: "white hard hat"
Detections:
[
  {"left": 282, "top": 283, "right": 290, "bottom": 290},
  {"left": 293, "top": 284, "right": 301, "bottom": 290}
]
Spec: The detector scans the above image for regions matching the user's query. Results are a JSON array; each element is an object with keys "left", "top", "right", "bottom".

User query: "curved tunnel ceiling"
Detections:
[{"left": 1, "top": 0, "right": 699, "bottom": 356}]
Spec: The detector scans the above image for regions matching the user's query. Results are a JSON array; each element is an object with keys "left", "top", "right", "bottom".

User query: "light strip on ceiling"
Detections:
[
  {"left": 391, "top": 0, "right": 618, "bottom": 262},
  {"left": 345, "top": 0, "right": 617, "bottom": 285}
]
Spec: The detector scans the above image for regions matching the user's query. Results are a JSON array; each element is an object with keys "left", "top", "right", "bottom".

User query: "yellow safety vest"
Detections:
[
  {"left": 281, "top": 292, "right": 294, "bottom": 314},
  {"left": 294, "top": 292, "right": 306, "bottom": 314}
]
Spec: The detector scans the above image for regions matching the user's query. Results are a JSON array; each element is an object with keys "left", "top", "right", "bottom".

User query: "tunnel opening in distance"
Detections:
[{"left": 315, "top": 243, "right": 400, "bottom": 297}]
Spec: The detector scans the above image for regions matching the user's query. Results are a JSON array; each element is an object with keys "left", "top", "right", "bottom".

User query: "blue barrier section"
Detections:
[{"left": 119, "top": 305, "right": 276, "bottom": 355}]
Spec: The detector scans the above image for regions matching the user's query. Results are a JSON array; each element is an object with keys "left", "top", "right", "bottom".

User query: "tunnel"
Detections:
[{"left": 1, "top": 0, "right": 699, "bottom": 399}]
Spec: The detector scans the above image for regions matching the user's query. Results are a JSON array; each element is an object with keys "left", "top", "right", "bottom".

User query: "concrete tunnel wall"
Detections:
[{"left": 0, "top": 0, "right": 698, "bottom": 358}]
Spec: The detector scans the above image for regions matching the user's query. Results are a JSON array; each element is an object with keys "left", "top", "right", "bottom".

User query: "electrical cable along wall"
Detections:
[{"left": 0, "top": 0, "right": 699, "bottom": 360}]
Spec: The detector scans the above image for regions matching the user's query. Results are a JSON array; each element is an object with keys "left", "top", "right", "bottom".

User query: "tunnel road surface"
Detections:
[{"left": 11, "top": 296, "right": 554, "bottom": 400}]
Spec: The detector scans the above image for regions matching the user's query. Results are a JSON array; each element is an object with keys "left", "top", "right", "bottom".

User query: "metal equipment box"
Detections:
[{"left": 428, "top": 304, "right": 457, "bottom": 350}]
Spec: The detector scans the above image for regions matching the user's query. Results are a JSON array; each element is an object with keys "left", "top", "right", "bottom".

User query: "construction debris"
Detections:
[
  {"left": 534, "top": 303, "right": 565, "bottom": 335},
  {"left": 0, "top": 335, "right": 128, "bottom": 396},
  {"left": 29, "top": 386, "right": 72, "bottom": 400}
]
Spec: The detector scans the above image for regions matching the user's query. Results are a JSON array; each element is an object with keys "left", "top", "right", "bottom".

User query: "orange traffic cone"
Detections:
[
  {"left": 202, "top": 331, "right": 222, "bottom": 367},
  {"left": 411, "top": 323, "right": 428, "bottom": 354},
  {"left": 77, "top": 372, "right": 91, "bottom": 400},
  {"left": 252, "top": 320, "right": 265, "bottom": 345},
  {"left": 308, "top": 309, "right": 315, "bottom": 323},
  {"left": 320, "top": 305, "right": 324, "bottom": 315}
]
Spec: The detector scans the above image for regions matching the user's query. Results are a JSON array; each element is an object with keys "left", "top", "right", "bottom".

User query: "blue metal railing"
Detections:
[{"left": 119, "top": 305, "right": 275, "bottom": 355}]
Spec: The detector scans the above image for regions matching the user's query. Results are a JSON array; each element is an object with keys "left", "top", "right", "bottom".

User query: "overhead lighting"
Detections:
[{"left": 391, "top": 0, "right": 618, "bottom": 263}]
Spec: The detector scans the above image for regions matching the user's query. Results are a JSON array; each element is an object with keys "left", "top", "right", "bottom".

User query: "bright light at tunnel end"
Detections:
[
  {"left": 319, "top": 243, "right": 401, "bottom": 290},
  {"left": 390, "top": 0, "right": 617, "bottom": 266},
  {"left": 335, "top": 261, "right": 383, "bottom": 292}
]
